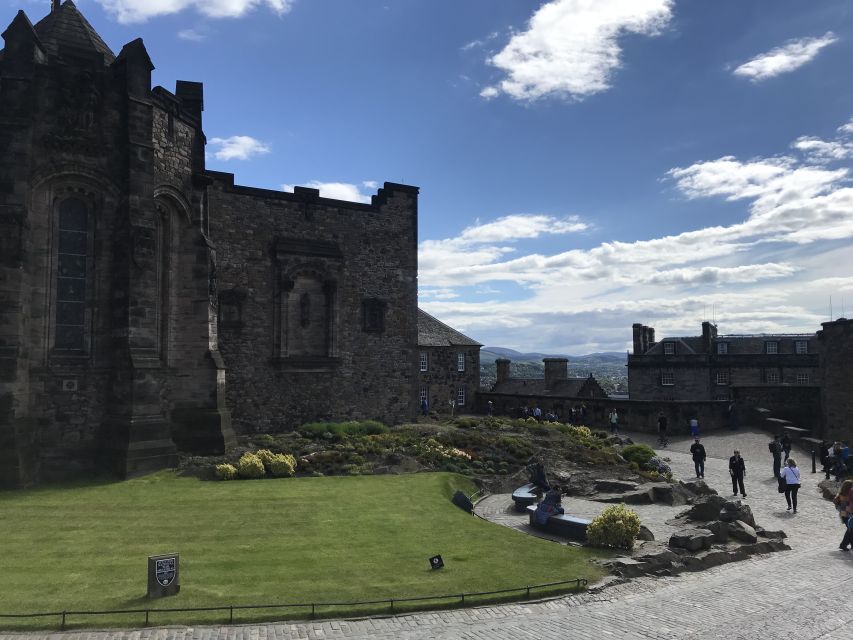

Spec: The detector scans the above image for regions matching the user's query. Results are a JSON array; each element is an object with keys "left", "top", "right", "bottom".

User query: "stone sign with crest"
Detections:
[{"left": 147, "top": 553, "right": 180, "bottom": 598}]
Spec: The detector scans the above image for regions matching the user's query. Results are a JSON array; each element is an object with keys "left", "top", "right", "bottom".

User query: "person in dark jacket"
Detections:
[
  {"left": 690, "top": 438, "right": 706, "bottom": 478},
  {"left": 769, "top": 435, "right": 783, "bottom": 478},
  {"left": 780, "top": 434, "right": 792, "bottom": 461},
  {"left": 533, "top": 489, "right": 564, "bottom": 525},
  {"left": 729, "top": 450, "right": 747, "bottom": 498}
]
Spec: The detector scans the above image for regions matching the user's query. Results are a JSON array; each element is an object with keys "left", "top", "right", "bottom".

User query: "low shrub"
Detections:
[
  {"left": 237, "top": 452, "right": 266, "bottom": 479},
  {"left": 269, "top": 453, "right": 297, "bottom": 477},
  {"left": 644, "top": 456, "right": 672, "bottom": 475},
  {"left": 301, "top": 420, "right": 389, "bottom": 438},
  {"left": 256, "top": 449, "right": 276, "bottom": 469},
  {"left": 621, "top": 444, "right": 656, "bottom": 466},
  {"left": 215, "top": 463, "right": 238, "bottom": 480},
  {"left": 453, "top": 417, "right": 480, "bottom": 429},
  {"left": 586, "top": 504, "right": 642, "bottom": 550}
]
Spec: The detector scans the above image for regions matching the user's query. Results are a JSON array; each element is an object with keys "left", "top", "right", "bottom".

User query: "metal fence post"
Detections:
[
  {"left": 812, "top": 449, "right": 817, "bottom": 473},
  {"left": 390, "top": 599, "right": 394, "bottom": 614},
  {"left": 61, "top": 611, "right": 66, "bottom": 630},
  {"left": 145, "top": 610, "right": 149, "bottom": 627},
  {"left": 311, "top": 603, "right": 315, "bottom": 619}
]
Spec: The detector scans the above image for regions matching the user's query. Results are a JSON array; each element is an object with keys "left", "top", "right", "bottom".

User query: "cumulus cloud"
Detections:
[
  {"left": 481, "top": 0, "right": 673, "bottom": 101},
  {"left": 177, "top": 28, "right": 208, "bottom": 42},
  {"left": 95, "top": 0, "right": 293, "bottom": 24},
  {"left": 733, "top": 32, "right": 838, "bottom": 82},
  {"left": 281, "top": 181, "right": 378, "bottom": 203},
  {"left": 208, "top": 135, "right": 271, "bottom": 161},
  {"left": 791, "top": 136, "right": 853, "bottom": 163},
  {"left": 418, "top": 118, "right": 853, "bottom": 352}
]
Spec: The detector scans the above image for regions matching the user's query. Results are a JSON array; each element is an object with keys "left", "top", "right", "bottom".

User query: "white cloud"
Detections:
[
  {"left": 733, "top": 32, "right": 838, "bottom": 82},
  {"left": 95, "top": 0, "right": 293, "bottom": 24},
  {"left": 208, "top": 135, "right": 271, "bottom": 161},
  {"left": 482, "top": 0, "right": 673, "bottom": 101},
  {"left": 281, "top": 181, "right": 375, "bottom": 203},
  {"left": 839, "top": 118, "right": 853, "bottom": 136},
  {"left": 791, "top": 136, "right": 853, "bottom": 163},
  {"left": 460, "top": 214, "right": 587, "bottom": 244},
  {"left": 177, "top": 28, "right": 207, "bottom": 42},
  {"left": 418, "top": 118, "right": 853, "bottom": 352}
]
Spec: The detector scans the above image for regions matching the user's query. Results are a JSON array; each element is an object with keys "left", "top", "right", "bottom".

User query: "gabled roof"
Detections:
[
  {"left": 491, "top": 377, "right": 590, "bottom": 397},
  {"left": 32, "top": 0, "right": 115, "bottom": 64},
  {"left": 417, "top": 309, "right": 481, "bottom": 347}
]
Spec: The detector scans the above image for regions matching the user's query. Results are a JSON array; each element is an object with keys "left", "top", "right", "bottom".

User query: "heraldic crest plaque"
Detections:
[{"left": 147, "top": 553, "right": 180, "bottom": 598}]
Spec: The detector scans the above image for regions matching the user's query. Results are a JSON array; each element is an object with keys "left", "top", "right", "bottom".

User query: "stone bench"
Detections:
[
  {"left": 783, "top": 426, "right": 809, "bottom": 438},
  {"left": 512, "top": 483, "right": 539, "bottom": 511},
  {"left": 526, "top": 505, "right": 591, "bottom": 541}
]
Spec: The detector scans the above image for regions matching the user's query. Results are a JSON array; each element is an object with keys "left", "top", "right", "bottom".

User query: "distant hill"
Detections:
[{"left": 480, "top": 347, "right": 628, "bottom": 395}]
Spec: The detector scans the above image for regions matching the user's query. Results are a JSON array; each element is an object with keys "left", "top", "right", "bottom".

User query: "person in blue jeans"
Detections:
[{"left": 690, "top": 437, "right": 706, "bottom": 478}]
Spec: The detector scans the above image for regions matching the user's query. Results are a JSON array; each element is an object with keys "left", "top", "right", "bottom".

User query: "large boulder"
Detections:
[
  {"left": 679, "top": 495, "right": 727, "bottom": 522},
  {"left": 636, "top": 525, "right": 655, "bottom": 541},
  {"left": 680, "top": 479, "right": 717, "bottom": 497},
  {"left": 719, "top": 501, "right": 756, "bottom": 528},
  {"left": 728, "top": 520, "right": 758, "bottom": 544},
  {"left": 818, "top": 479, "right": 839, "bottom": 501},
  {"left": 669, "top": 528, "right": 716, "bottom": 552},
  {"left": 756, "top": 527, "right": 787, "bottom": 539},
  {"left": 594, "top": 479, "right": 639, "bottom": 493},
  {"left": 595, "top": 488, "right": 654, "bottom": 505},
  {"left": 650, "top": 482, "right": 694, "bottom": 506},
  {"left": 699, "top": 520, "right": 729, "bottom": 544}
]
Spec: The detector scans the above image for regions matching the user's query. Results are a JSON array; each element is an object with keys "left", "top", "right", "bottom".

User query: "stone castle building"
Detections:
[
  {"left": 0, "top": 1, "right": 419, "bottom": 487},
  {"left": 417, "top": 309, "right": 481, "bottom": 414}
]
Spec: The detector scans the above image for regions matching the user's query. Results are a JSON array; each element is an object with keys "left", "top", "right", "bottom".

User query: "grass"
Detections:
[{"left": 0, "top": 472, "right": 606, "bottom": 629}]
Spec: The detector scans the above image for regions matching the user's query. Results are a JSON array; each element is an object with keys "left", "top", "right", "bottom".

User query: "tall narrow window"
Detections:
[
  {"left": 457, "top": 353, "right": 465, "bottom": 372},
  {"left": 420, "top": 352, "right": 428, "bottom": 372},
  {"left": 457, "top": 386, "right": 465, "bottom": 406},
  {"left": 55, "top": 198, "right": 88, "bottom": 350}
]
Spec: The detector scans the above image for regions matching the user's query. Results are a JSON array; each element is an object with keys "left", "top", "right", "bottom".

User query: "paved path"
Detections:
[{"left": 3, "top": 430, "right": 852, "bottom": 640}]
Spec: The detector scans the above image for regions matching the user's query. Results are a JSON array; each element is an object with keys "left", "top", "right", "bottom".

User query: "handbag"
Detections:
[{"left": 777, "top": 475, "right": 786, "bottom": 493}]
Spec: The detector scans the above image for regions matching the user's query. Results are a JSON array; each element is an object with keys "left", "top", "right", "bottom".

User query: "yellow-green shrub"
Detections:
[
  {"left": 237, "top": 452, "right": 266, "bottom": 479},
  {"left": 215, "top": 463, "right": 238, "bottom": 480},
  {"left": 256, "top": 449, "right": 276, "bottom": 469},
  {"left": 269, "top": 453, "right": 297, "bottom": 477},
  {"left": 568, "top": 425, "right": 592, "bottom": 439},
  {"left": 586, "top": 504, "right": 641, "bottom": 550}
]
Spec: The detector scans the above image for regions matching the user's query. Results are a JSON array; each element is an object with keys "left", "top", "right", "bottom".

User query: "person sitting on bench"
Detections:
[{"left": 534, "top": 490, "right": 565, "bottom": 525}]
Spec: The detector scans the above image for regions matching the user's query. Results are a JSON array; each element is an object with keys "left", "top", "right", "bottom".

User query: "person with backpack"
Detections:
[
  {"left": 690, "top": 437, "right": 706, "bottom": 479},
  {"left": 769, "top": 435, "right": 783, "bottom": 478},
  {"left": 780, "top": 458, "right": 801, "bottom": 513},
  {"left": 780, "top": 433, "right": 792, "bottom": 462},
  {"left": 834, "top": 480, "right": 853, "bottom": 550}
]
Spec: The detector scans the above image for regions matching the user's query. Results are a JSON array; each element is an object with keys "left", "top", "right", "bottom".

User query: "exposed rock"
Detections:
[
  {"left": 635, "top": 548, "right": 678, "bottom": 566},
  {"left": 669, "top": 528, "right": 715, "bottom": 552},
  {"left": 719, "top": 501, "right": 756, "bottom": 528},
  {"left": 594, "top": 479, "right": 639, "bottom": 493},
  {"left": 728, "top": 520, "right": 758, "bottom": 544},
  {"left": 819, "top": 479, "right": 839, "bottom": 500},
  {"left": 678, "top": 494, "right": 727, "bottom": 522},
  {"left": 756, "top": 528, "right": 787, "bottom": 539},
  {"left": 699, "top": 520, "right": 729, "bottom": 544},
  {"left": 650, "top": 482, "right": 694, "bottom": 506},
  {"left": 595, "top": 488, "right": 654, "bottom": 505},
  {"left": 451, "top": 490, "right": 473, "bottom": 514},
  {"left": 679, "top": 479, "right": 718, "bottom": 496},
  {"left": 605, "top": 557, "right": 649, "bottom": 578},
  {"left": 636, "top": 525, "right": 655, "bottom": 541}
]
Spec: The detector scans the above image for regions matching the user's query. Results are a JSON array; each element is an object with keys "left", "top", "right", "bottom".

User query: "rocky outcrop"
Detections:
[
  {"left": 719, "top": 501, "right": 756, "bottom": 528},
  {"left": 678, "top": 495, "right": 727, "bottom": 522},
  {"left": 594, "top": 479, "right": 639, "bottom": 493},
  {"left": 728, "top": 520, "right": 758, "bottom": 544},
  {"left": 636, "top": 525, "right": 655, "bottom": 541},
  {"left": 669, "top": 528, "right": 716, "bottom": 552}
]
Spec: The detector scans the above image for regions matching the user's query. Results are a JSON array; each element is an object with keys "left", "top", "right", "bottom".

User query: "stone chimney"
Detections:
[
  {"left": 53, "top": 0, "right": 61, "bottom": 12},
  {"left": 632, "top": 323, "right": 644, "bottom": 354},
  {"left": 495, "top": 358, "right": 511, "bottom": 385},
  {"left": 543, "top": 358, "right": 568, "bottom": 390},
  {"left": 702, "top": 321, "right": 717, "bottom": 352}
]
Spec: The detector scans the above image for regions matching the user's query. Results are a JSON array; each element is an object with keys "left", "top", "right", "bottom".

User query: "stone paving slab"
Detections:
[{"left": 2, "top": 429, "right": 851, "bottom": 640}]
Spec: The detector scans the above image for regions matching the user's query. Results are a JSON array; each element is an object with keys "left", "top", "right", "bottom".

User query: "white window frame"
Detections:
[
  {"left": 457, "top": 352, "right": 465, "bottom": 372},
  {"left": 715, "top": 370, "right": 730, "bottom": 385},
  {"left": 796, "top": 372, "right": 810, "bottom": 384},
  {"left": 456, "top": 386, "right": 466, "bottom": 406},
  {"left": 663, "top": 342, "right": 675, "bottom": 355},
  {"left": 419, "top": 387, "right": 428, "bottom": 402},
  {"left": 765, "top": 341, "right": 778, "bottom": 354},
  {"left": 419, "top": 352, "right": 428, "bottom": 372},
  {"left": 716, "top": 342, "right": 728, "bottom": 355},
  {"left": 795, "top": 341, "right": 808, "bottom": 355},
  {"left": 766, "top": 370, "right": 780, "bottom": 384},
  {"left": 660, "top": 371, "right": 674, "bottom": 386}
]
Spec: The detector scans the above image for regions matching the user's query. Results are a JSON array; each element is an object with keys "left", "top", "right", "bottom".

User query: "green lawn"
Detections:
[{"left": 0, "top": 472, "right": 605, "bottom": 629}]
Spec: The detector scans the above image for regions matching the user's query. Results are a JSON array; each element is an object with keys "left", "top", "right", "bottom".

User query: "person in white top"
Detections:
[{"left": 780, "top": 458, "right": 802, "bottom": 513}]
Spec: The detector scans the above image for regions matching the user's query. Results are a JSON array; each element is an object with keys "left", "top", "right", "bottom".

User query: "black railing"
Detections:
[{"left": 0, "top": 578, "right": 587, "bottom": 630}]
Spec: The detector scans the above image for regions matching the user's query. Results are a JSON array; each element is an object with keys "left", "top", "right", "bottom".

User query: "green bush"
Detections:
[
  {"left": 269, "top": 453, "right": 297, "bottom": 477},
  {"left": 215, "top": 463, "right": 238, "bottom": 480},
  {"left": 453, "top": 417, "right": 480, "bottom": 429},
  {"left": 237, "top": 452, "right": 266, "bottom": 479},
  {"left": 586, "top": 504, "right": 642, "bottom": 550},
  {"left": 256, "top": 449, "right": 276, "bottom": 469},
  {"left": 621, "top": 444, "right": 656, "bottom": 466},
  {"left": 301, "top": 420, "right": 389, "bottom": 438}
]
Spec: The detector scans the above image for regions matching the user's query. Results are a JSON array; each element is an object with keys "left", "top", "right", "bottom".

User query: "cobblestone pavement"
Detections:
[{"left": 3, "top": 430, "right": 852, "bottom": 640}]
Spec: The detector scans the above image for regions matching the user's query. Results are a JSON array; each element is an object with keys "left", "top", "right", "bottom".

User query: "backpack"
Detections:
[{"left": 769, "top": 441, "right": 781, "bottom": 454}]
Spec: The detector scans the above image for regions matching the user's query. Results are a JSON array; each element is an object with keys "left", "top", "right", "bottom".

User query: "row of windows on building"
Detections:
[
  {"left": 419, "top": 386, "right": 466, "bottom": 406},
  {"left": 419, "top": 352, "right": 466, "bottom": 373},
  {"left": 659, "top": 370, "right": 811, "bottom": 386},
  {"left": 662, "top": 340, "right": 810, "bottom": 355}
]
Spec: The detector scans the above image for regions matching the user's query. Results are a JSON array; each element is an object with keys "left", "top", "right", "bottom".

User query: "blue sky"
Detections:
[{"left": 8, "top": 0, "right": 853, "bottom": 354}]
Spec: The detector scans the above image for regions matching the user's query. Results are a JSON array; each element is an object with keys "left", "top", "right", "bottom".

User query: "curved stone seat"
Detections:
[
  {"left": 511, "top": 483, "right": 539, "bottom": 511},
  {"left": 526, "top": 505, "right": 591, "bottom": 541}
]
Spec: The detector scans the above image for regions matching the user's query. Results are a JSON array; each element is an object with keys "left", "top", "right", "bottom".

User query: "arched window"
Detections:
[{"left": 55, "top": 197, "right": 89, "bottom": 351}]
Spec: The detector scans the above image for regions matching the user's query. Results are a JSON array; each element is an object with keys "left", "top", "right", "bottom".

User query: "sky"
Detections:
[{"left": 6, "top": 0, "right": 853, "bottom": 354}]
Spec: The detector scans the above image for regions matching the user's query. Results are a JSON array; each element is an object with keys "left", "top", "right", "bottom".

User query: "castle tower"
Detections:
[{"left": 818, "top": 319, "right": 853, "bottom": 440}]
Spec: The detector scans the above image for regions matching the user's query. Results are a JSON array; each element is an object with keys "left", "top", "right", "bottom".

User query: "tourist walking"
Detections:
[
  {"left": 690, "top": 437, "right": 706, "bottom": 478},
  {"left": 420, "top": 398, "right": 428, "bottom": 416},
  {"left": 729, "top": 450, "right": 747, "bottom": 498},
  {"left": 834, "top": 480, "right": 853, "bottom": 550},
  {"left": 769, "top": 435, "right": 783, "bottom": 478},
  {"left": 657, "top": 412, "right": 668, "bottom": 447},
  {"left": 780, "top": 458, "right": 801, "bottom": 513},
  {"left": 689, "top": 417, "right": 700, "bottom": 437},
  {"left": 609, "top": 409, "right": 619, "bottom": 435},
  {"left": 532, "top": 405, "right": 542, "bottom": 421},
  {"left": 780, "top": 433, "right": 792, "bottom": 461}
]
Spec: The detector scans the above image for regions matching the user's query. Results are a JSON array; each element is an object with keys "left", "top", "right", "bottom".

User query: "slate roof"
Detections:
[
  {"left": 491, "top": 377, "right": 590, "bottom": 397},
  {"left": 32, "top": 1, "right": 115, "bottom": 64},
  {"left": 644, "top": 333, "right": 817, "bottom": 356},
  {"left": 417, "top": 309, "right": 481, "bottom": 347}
]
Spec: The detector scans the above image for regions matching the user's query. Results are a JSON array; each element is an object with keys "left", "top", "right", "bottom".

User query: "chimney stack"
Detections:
[
  {"left": 543, "top": 358, "right": 569, "bottom": 390},
  {"left": 495, "top": 359, "right": 511, "bottom": 385},
  {"left": 52, "top": 0, "right": 61, "bottom": 12}
]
